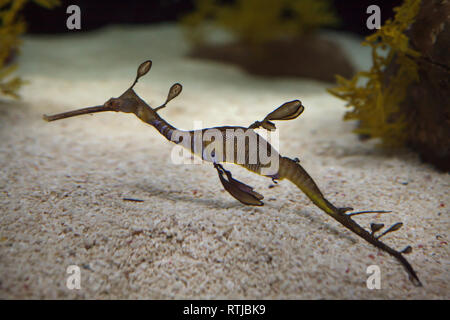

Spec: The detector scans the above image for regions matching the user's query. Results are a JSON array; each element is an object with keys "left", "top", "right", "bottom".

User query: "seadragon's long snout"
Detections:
[{"left": 43, "top": 105, "right": 114, "bottom": 122}]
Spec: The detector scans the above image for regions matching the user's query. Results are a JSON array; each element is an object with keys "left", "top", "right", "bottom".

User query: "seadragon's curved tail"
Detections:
[{"left": 276, "top": 156, "right": 422, "bottom": 286}]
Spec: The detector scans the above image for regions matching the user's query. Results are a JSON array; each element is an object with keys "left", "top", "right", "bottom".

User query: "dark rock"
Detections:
[
  {"left": 386, "top": 0, "right": 450, "bottom": 171},
  {"left": 188, "top": 35, "right": 355, "bottom": 83}
]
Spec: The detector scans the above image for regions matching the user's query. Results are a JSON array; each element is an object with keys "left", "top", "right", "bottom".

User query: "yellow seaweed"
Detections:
[
  {"left": 328, "top": 0, "right": 421, "bottom": 147},
  {"left": 0, "top": 0, "right": 59, "bottom": 99}
]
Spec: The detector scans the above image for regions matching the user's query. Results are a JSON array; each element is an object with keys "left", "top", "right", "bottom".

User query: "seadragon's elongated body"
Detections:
[{"left": 44, "top": 60, "right": 422, "bottom": 286}]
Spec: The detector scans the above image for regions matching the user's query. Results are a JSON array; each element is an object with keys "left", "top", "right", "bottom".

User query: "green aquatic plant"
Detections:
[
  {"left": 0, "top": 0, "right": 59, "bottom": 99},
  {"left": 328, "top": 0, "right": 422, "bottom": 147},
  {"left": 182, "top": 0, "right": 339, "bottom": 45}
]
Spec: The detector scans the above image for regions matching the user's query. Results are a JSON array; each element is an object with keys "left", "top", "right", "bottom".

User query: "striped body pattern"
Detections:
[
  {"left": 151, "top": 114, "right": 280, "bottom": 176},
  {"left": 148, "top": 114, "right": 340, "bottom": 213}
]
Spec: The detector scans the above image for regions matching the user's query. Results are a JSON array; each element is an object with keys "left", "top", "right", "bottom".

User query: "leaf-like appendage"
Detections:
[
  {"left": 166, "top": 83, "right": 182, "bottom": 103},
  {"left": 377, "top": 222, "right": 403, "bottom": 239},
  {"left": 266, "top": 100, "right": 304, "bottom": 121},
  {"left": 137, "top": 60, "right": 152, "bottom": 79},
  {"left": 401, "top": 246, "right": 412, "bottom": 254},
  {"left": 389, "top": 222, "right": 403, "bottom": 232},
  {"left": 370, "top": 223, "right": 384, "bottom": 233}
]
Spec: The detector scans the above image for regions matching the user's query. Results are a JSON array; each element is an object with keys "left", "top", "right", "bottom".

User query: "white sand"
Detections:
[{"left": 0, "top": 24, "right": 448, "bottom": 299}]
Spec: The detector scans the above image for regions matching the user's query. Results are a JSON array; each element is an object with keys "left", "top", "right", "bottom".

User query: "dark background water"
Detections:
[{"left": 23, "top": 0, "right": 403, "bottom": 36}]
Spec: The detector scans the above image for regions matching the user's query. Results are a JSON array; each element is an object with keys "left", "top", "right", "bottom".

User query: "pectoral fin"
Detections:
[
  {"left": 261, "top": 120, "right": 276, "bottom": 131},
  {"left": 214, "top": 163, "right": 264, "bottom": 206}
]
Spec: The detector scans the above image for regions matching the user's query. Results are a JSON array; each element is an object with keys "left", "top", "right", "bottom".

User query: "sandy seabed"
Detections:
[{"left": 0, "top": 24, "right": 448, "bottom": 299}]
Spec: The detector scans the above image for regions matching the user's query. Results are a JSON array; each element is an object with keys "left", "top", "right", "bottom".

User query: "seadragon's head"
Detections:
[{"left": 43, "top": 60, "right": 182, "bottom": 124}]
